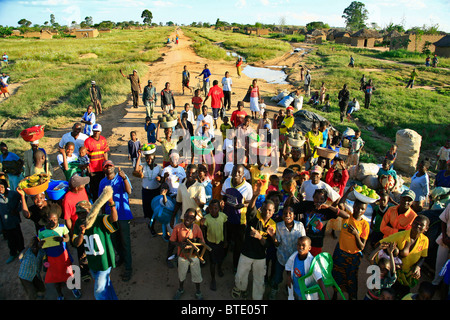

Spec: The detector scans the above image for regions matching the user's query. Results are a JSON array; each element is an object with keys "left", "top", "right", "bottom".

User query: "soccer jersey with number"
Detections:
[{"left": 73, "top": 215, "right": 118, "bottom": 272}]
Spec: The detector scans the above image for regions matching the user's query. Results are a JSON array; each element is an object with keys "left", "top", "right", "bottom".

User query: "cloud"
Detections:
[{"left": 235, "top": 0, "right": 247, "bottom": 9}]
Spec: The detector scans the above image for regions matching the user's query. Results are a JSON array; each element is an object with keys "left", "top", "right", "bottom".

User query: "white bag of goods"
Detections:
[
  {"left": 294, "top": 96, "right": 303, "bottom": 110},
  {"left": 356, "top": 163, "right": 380, "bottom": 181},
  {"left": 271, "top": 89, "right": 289, "bottom": 102},
  {"left": 277, "top": 95, "right": 294, "bottom": 108},
  {"left": 395, "top": 129, "right": 422, "bottom": 175}
]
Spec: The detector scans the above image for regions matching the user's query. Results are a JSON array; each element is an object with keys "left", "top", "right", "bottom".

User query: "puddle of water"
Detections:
[{"left": 242, "top": 65, "right": 289, "bottom": 84}]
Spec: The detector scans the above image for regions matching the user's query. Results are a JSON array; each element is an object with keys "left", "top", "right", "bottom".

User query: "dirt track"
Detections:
[{"left": 0, "top": 29, "right": 424, "bottom": 301}]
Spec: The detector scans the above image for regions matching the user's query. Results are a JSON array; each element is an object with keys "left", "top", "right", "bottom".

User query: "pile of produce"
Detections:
[
  {"left": 19, "top": 173, "right": 50, "bottom": 189},
  {"left": 354, "top": 185, "right": 379, "bottom": 199}
]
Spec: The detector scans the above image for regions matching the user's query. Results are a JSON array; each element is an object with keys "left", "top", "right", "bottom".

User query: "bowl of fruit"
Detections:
[
  {"left": 141, "top": 143, "right": 156, "bottom": 155},
  {"left": 353, "top": 185, "right": 380, "bottom": 204},
  {"left": 19, "top": 173, "right": 50, "bottom": 196},
  {"left": 158, "top": 114, "right": 178, "bottom": 128}
]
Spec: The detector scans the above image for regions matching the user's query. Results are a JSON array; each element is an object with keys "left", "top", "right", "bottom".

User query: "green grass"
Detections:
[
  {"left": 0, "top": 27, "right": 173, "bottom": 131},
  {"left": 183, "top": 27, "right": 292, "bottom": 63},
  {"left": 300, "top": 42, "right": 450, "bottom": 158}
]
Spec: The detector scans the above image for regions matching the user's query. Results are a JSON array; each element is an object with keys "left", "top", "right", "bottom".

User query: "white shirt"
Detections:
[
  {"left": 285, "top": 251, "right": 322, "bottom": 300},
  {"left": 58, "top": 132, "right": 89, "bottom": 157},
  {"left": 222, "top": 76, "right": 233, "bottom": 92},
  {"left": 180, "top": 110, "right": 195, "bottom": 127},
  {"left": 141, "top": 163, "right": 162, "bottom": 190},
  {"left": 299, "top": 180, "right": 340, "bottom": 202},
  {"left": 221, "top": 176, "right": 253, "bottom": 201},
  {"left": 162, "top": 165, "right": 186, "bottom": 195},
  {"left": 57, "top": 154, "right": 78, "bottom": 167},
  {"left": 196, "top": 114, "right": 215, "bottom": 137},
  {"left": 223, "top": 162, "right": 251, "bottom": 180}
]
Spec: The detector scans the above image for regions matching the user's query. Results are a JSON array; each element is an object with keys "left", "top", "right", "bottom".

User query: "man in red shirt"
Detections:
[
  {"left": 230, "top": 101, "right": 247, "bottom": 128},
  {"left": 203, "top": 80, "right": 224, "bottom": 129},
  {"left": 84, "top": 123, "right": 109, "bottom": 201},
  {"left": 62, "top": 174, "right": 91, "bottom": 280}
]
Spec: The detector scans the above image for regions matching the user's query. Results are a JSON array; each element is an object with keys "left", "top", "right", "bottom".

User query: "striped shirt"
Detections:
[
  {"left": 84, "top": 135, "right": 109, "bottom": 173},
  {"left": 18, "top": 247, "right": 45, "bottom": 282}
]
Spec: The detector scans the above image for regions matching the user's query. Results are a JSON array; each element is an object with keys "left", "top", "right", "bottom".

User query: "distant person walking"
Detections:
[
  {"left": 182, "top": 65, "right": 193, "bottom": 95},
  {"left": 120, "top": 69, "right": 141, "bottom": 108},
  {"left": 338, "top": 84, "right": 350, "bottom": 123},
  {"left": 2, "top": 52, "right": 8, "bottom": 67},
  {"left": 236, "top": 57, "right": 243, "bottom": 78},
  {"left": 432, "top": 54, "right": 438, "bottom": 67},
  {"left": 363, "top": 79, "right": 375, "bottom": 109},
  {"left": 221, "top": 71, "right": 233, "bottom": 111},
  {"left": 304, "top": 69, "right": 311, "bottom": 97},
  {"left": 248, "top": 79, "right": 261, "bottom": 120},
  {"left": 1, "top": 73, "right": 10, "bottom": 98},
  {"left": 89, "top": 81, "right": 102, "bottom": 115},
  {"left": 406, "top": 69, "right": 418, "bottom": 89},
  {"left": 160, "top": 82, "right": 176, "bottom": 114}
]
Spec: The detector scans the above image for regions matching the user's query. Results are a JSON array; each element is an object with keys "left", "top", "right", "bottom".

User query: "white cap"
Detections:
[{"left": 92, "top": 123, "right": 102, "bottom": 132}]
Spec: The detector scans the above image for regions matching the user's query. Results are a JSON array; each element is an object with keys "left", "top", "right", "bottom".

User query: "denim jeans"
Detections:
[{"left": 91, "top": 267, "right": 118, "bottom": 300}]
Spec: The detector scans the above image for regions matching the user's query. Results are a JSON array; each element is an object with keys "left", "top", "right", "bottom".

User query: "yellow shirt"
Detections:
[
  {"left": 250, "top": 165, "right": 269, "bottom": 195},
  {"left": 305, "top": 131, "right": 323, "bottom": 158},
  {"left": 160, "top": 138, "right": 177, "bottom": 162},
  {"left": 280, "top": 116, "right": 294, "bottom": 134},
  {"left": 339, "top": 215, "right": 370, "bottom": 254},
  {"left": 203, "top": 212, "right": 228, "bottom": 244},
  {"left": 381, "top": 229, "right": 428, "bottom": 272}
]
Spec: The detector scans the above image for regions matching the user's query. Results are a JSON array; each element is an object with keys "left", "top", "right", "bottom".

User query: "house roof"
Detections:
[
  {"left": 434, "top": 35, "right": 450, "bottom": 47},
  {"left": 384, "top": 30, "right": 403, "bottom": 38},
  {"left": 351, "top": 28, "right": 381, "bottom": 38},
  {"left": 335, "top": 31, "right": 351, "bottom": 38}
]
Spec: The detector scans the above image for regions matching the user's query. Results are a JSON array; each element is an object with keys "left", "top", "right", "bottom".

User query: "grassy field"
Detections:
[
  {"left": 296, "top": 42, "right": 450, "bottom": 159},
  {"left": 182, "top": 27, "right": 292, "bottom": 63},
  {"left": 0, "top": 27, "right": 172, "bottom": 130}
]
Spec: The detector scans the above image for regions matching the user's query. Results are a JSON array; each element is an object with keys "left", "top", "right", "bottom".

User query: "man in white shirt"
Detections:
[
  {"left": 221, "top": 71, "right": 233, "bottom": 111},
  {"left": 299, "top": 165, "right": 340, "bottom": 204},
  {"left": 180, "top": 103, "right": 195, "bottom": 128},
  {"left": 58, "top": 123, "right": 89, "bottom": 157}
]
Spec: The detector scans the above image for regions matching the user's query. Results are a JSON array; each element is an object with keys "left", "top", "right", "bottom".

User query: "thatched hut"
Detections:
[
  {"left": 350, "top": 29, "right": 381, "bottom": 48},
  {"left": 434, "top": 35, "right": 450, "bottom": 57}
]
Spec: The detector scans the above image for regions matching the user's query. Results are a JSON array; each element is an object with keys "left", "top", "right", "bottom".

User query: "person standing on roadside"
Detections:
[
  {"left": 143, "top": 80, "right": 157, "bottom": 119},
  {"left": 203, "top": 80, "right": 224, "bottom": 129},
  {"left": 89, "top": 81, "right": 102, "bottom": 115},
  {"left": 182, "top": 65, "right": 193, "bottom": 95},
  {"left": 236, "top": 57, "right": 243, "bottom": 78},
  {"left": 120, "top": 69, "right": 141, "bottom": 108},
  {"left": 222, "top": 71, "right": 233, "bottom": 111},
  {"left": 338, "top": 84, "right": 350, "bottom": 123},
  {"left": 406, "top": 69, "right": 418, "bottom": 89},
  {"left": 160, "top": 82, "right": 176, "bottom": 114},
  {"left": 304, "top": 70, "right": 311, "bottom": 97},
  {"left": 363, "top": 79, "right": 375, "bottom": 109}
]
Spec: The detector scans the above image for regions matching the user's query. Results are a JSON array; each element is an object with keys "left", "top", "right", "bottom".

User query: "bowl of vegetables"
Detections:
[
  {"left": 353, "top": 185, "right": 380, "bottom": 204},
  {"left": 19, "top": 173, "right": 50, "bottom": 196}
]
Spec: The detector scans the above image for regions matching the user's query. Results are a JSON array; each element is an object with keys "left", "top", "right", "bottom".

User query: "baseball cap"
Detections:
[
  {"left": 102, "top": 160, "right": 114, "bottom": 169},
  {"left": 148, "top": 80, "right": 152, "bottom": 83},
  {"left": 30, "top": 140, "right": 39, "bottom": 145},
  {"left": 92, "top": 123, "right": 102, "bottom": 132},
  {"left": 310, "top": 165, "right": 323, "bottom": 174},
  {"left": 91, "top": 81, "right": 96, "bottom": 85},
  {"left": 69, "top": 174, "right": 90, "bottom": 189},
  {"left": 401, "top": 189, "right": 416, "bottom": 201}
]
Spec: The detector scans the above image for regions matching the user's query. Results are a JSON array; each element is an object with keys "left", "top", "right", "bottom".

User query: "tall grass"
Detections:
[
  {"left": 301, "top": 42, "right": 450, "bottom": 155},
  {"left": 0, "top": 27, "right": 172, "bottom": 131}
]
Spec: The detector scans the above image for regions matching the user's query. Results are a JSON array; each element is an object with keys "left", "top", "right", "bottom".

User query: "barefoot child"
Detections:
[{"left": 200, "top": 199, "right": 227, "bottom": 291}]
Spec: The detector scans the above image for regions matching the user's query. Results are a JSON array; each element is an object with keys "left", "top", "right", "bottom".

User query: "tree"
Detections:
[
  {"left": 50, "top": 14, "right": 56, "bottom": 26},
  {"left": 0, "top": 26, "right": 13, "bottom": 38},
  {"left": 306, "top": 21, "right": 330, "bottom": 31},
  {"left": 342, "top": 1, "right": 368, "bottom": 30},
  {"left": 18, "top": 18, "right": 32, "bottom": 27},
  {"left": 141, "top": 9, "right": 153, "bottom": 25},
  {"left": 84, "top": 16, "right": 93, "bottom": 26}
]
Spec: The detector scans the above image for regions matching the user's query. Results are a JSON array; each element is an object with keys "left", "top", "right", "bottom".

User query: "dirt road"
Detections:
[{"left": 0, "top": 29, "right": 403, "bottom": 301}]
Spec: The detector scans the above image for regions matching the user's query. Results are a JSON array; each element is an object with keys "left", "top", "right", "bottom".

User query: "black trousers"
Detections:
[
  {"left": 4, "top": 225, "right": 24, "bottom": 256},
  {"left": 89, "top": 171, "right": 105, "bottom": 202},
  {"left": 131, "top": 90, "right": 139, "bottom": 108},
  {"left": 224, "top": 91, "right": 232, "bottom": 110}
]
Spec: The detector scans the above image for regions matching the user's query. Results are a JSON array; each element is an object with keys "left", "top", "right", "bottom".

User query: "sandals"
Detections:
[{"left": 173, "top": 288, "right": 184, "bottom": 300}]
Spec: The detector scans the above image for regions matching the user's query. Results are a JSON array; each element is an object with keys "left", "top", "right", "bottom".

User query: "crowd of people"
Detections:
[{"left": 0, "top": 51, "right": 449, "bottom": 303}]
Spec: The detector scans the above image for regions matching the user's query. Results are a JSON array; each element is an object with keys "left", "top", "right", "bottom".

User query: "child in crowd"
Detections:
[
  {"left": 332, "top": 187, "right": 370, "bottom": 300},
  {"left": 385, "top": 144, "right": 398, "bottom": 170},
  {"left": 192, "top": 89, "right": 203, "bottom": 120},
  {"left": 220, "top": 116, "right": 232, "bottom": 141},
  {"left": 365, "top": 242, "right": 398, "bottom": 300},
  {"left": 145, "top": 116, "right": 157, "bottom": 144},
  {"left": 200, "top": 199, "right": 227, "bottom": 291},
  {"left": 285, "top": 236, "right": 329, "bottom": 300},
  {"left": 37, "top": 207, "right": 81, "bottom": 300},
  {"left": 18, "top": 236, "right": 46, "bottom": 300},
  {"left": 266, "top": 174, "right": 280, "bottom": 194},
  {"left": 30, "top": 149, "right": 52, "bottom": 178},
  {"left": 78, "top": 146, "right": 90, "bottom": 177},
  {"left": 346, "top": 129, "right": 364, "bottom": 167},
  {"left": 436, "top": 140, "right": 450, "bottom": 171},
  {"left": 380, "top": 215, "right": 430, "bottom": 298},
  {"left": 370, "top": 190, "right": 395, "bottom": 247},
  {"left": 128, "top": 131, "right": 142, "bottom": 168},
  {"left": 170, "top": 208, "right": 205, "bottom": 300}
]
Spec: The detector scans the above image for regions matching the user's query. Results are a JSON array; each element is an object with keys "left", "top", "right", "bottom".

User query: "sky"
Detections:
[{"left": 0, "top": 0, "right": 449, "bottom": 32}]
